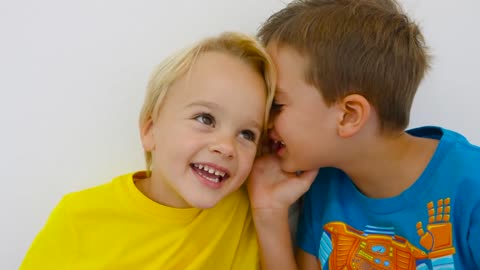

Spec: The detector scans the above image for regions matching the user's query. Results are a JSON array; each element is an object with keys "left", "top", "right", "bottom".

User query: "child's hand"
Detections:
[{"left": 247, "top": 154, "right": 318, "bottom": 211}]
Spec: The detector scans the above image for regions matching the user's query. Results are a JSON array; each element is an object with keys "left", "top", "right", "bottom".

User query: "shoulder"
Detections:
[
  {"left": 435, "top": 128, "right": 480, "bottom": 179},
  {"left": 420, "top": 128, "right": 480, "bottom": 205},
  {"left": 409, "top": 126, "right": 480, "bottom": 174},
  {"left": 411, "top": 126, "right": 480, "bottom": 157},
  {"left": 60, "top": 172, "right": 132, "bottom": 212},
  {"left": 447, "top": 130, "right": 480, "bottom": 159}
]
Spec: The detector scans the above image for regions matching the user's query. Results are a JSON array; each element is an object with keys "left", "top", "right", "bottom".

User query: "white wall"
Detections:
[
  {"left": 0, "top": 0, "right": 479, "bottom": 268},
  {"left": 405, "top": 0, "right": 480, "bottom": 140}
]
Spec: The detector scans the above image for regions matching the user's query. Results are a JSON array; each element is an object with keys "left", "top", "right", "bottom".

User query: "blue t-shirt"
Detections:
[{"left": 297, "top": 126, "right": 480, "bottom": 269}]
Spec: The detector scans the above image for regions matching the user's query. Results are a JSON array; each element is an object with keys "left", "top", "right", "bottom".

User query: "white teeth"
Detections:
[
  {"left": 204, "top": 175, "right": 219, "bottom": 183},
  {"left": 193, "top": 163, "right": 228, "bottom": 179},
  {"left": 275, "top": 140, "right": 286, "bottom": 146}
]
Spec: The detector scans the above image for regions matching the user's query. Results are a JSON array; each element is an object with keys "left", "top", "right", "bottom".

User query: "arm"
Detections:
[
  {"left": 252, "top": 208, "right": 297, "bottom": 269},
  {"left": 248, "top": 155, "right": 318, "bottom": 270},
  {"left": 19, "top": 197, "right": 76, "bottom": 269},
  {"left": 297, "top": 249, "right": 321, "bottom": 270},
  {"left": 253, "top": 209, "right": 320, "bottom": 270}
]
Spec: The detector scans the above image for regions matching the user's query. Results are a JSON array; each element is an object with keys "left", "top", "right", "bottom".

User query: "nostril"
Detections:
[{"left": 209, "top": 145, "right": 235, "bottom": 158}]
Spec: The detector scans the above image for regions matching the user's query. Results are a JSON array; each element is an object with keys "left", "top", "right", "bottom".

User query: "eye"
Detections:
[
  {"left": 271, "top": 100, "right": 284, "bottom": 112},
  {"left": 194, "top": 113, "right": 215, "bottom": 127},
  {"left": 240, "top": 130, "right": 257, "bottom": 142}
]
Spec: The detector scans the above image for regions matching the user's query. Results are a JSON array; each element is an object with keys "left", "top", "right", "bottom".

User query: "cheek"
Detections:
[
  {"left": 153, "top": 127, "right": 202, "bottom": 163},
  {"left": 236, "top": 148, "right": 257, "bottom": 177},
  {"left": 273, "top": 112, "right": 295, "bottom": 140}
]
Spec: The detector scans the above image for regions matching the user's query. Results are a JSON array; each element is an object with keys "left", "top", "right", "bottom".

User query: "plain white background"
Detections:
[{"left": 0, "top": 0, "right": 479, "bottom": 268}]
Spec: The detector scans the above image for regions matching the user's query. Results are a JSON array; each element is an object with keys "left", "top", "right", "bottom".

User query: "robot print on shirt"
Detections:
[{"left": 318, "top": 198, "right": 456, "bottom": 269}]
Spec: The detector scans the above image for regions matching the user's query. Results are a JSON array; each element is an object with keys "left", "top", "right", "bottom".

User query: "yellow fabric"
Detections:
[{"left": 20, "top": 172, "right": 259, "bottom": 270}]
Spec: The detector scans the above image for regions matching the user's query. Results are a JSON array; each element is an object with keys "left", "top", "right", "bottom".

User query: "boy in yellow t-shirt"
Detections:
[{"left": 20, "top": 32, "right": 275, "bottom": 270}]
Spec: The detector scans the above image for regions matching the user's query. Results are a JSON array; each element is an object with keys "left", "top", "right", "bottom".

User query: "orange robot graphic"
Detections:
[
  {"left": 319, "top": 198, "right": 456, "bottom": 269},
  {"left": 416, "top": 198, "right": 456, "bottom": 259}
]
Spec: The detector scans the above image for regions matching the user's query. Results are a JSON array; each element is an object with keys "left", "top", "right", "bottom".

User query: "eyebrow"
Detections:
[
  {"left": 248, "top": 120, "right": 262, "bottom": 132},
  {"left": 187, "top": 100, "right": 262, "bottom": 132},
  {"left": 187, "top": 101, "right": 222, "bottom": 110}
]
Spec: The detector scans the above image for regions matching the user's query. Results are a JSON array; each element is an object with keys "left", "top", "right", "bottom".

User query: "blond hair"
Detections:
[{"left": 139, "top": 32, "right": 276, "bottom": 173}]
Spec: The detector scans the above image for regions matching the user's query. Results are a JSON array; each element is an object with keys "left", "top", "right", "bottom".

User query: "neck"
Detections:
[
  {"left": 336, "top": 132, "right": 438, "bottom": 198},
  {"left": 135, "top": 172, "right": 190, "bottom": 208}
]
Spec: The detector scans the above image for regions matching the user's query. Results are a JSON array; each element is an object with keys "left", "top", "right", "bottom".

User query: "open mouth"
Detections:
[
  {"left": 271, "top": 140, "right": 286, "bottom": 153},
  {"left": 190, "top": 163, "right": 230, "bottom": 184}
]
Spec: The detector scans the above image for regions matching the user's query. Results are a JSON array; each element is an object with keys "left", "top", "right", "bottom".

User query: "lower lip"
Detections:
[
  {"left": 276, "top": 145, "right": 286, "bottom": 156},
  {"left": 191, "top": 167, "right": 224, "bottom": 189}
]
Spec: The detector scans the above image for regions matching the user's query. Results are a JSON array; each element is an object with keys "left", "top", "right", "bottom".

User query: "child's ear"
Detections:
[
  {"left": 336, "top": 94, "right": 371, "bottom": 138},
  {"left": 140, "top": 119, "right": 156, "bottom": 151}
]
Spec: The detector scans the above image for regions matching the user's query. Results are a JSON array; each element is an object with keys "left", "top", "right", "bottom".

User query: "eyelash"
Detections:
[
  {"left": 271, "top": 100, "right": 284, "bottom": 112},
  {"left": 193, "top": 113, "right": 257, "bottom": 142},
  {"left": 194, "top": 113, "right": 216, "bottom": 127},
  {"left": 240, "top": 130, "right": 256, "bottom": 142}
]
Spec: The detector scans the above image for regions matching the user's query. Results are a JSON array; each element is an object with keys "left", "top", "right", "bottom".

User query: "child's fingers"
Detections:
[
  {"left": 293, "top": 169, "right": 319, "bottom": 185},
  {"left": 283, "top": 169, "right": 318, "bottom": 197},
  {"left": 299, "top": 169, "right": 319, "bottom": 182}
]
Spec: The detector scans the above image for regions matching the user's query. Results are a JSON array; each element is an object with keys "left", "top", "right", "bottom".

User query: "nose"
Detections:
[
  {"left": 268, "top": 128, "right": 281, "bottom": 141},
  {"left": 208, "top": 135, "right": 235, "bottom": 159}
]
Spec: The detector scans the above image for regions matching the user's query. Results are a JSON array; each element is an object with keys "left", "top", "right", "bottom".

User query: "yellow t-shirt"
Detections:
[{"left": 20, "top": 172, "right": 259, "bottom": 270}]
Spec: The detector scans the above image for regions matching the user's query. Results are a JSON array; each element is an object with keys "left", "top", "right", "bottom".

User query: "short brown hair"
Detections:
[{"left": 258, "top": 0, "right": 430, "bottom": 132}]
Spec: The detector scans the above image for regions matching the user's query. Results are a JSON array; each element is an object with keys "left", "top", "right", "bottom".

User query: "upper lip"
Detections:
[
  {"left": 192, "top": 162, "right": 231, "bottom": 176},
  {"left": 269, "top": 130, "right": 283, "bottom": 143}
]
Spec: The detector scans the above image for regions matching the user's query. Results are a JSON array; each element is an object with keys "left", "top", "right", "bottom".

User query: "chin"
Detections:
[
  {"left": 187, "top": 198, "right": 220, "bottom": 209},
  {"left": 280, "top": 158, "right": 315, "bottom": 173},
  {"left": 279, "top": 158, "right": 300, "bottom": 173}
]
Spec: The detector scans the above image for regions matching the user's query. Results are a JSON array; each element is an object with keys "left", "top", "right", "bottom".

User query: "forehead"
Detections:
[
  {"left": 181, "top": 52, "right": 263, "bottom": 96},
  {"left": 162, "top": 51, "right": 267, "bottom": 118}
]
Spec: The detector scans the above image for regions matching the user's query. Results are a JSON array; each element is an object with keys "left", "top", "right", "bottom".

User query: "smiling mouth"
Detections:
[{"left": 190, "top": 163, "right": 230, "bottom": 183}]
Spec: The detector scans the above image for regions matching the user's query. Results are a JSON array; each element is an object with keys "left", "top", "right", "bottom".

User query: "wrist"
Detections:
[{"left": 252, "top": 207, "right": 290, "bottom": 225}]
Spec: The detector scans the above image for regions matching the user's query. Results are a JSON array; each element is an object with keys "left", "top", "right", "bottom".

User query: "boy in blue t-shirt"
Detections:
[{"left": 248, "top": 0, "right": 480, "bottom": 269}]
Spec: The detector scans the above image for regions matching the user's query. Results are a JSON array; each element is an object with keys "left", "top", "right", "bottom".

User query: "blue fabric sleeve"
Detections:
[
  {"left": 296, "top": 190, "right": 317, "bottom": 256},
  {"left": 468, "top": 203, "right": 480, "bottom": 268}
]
